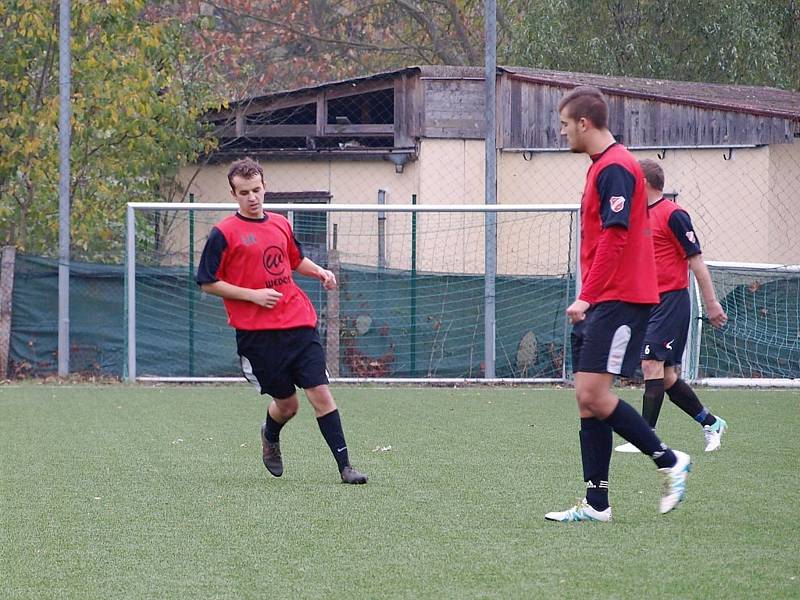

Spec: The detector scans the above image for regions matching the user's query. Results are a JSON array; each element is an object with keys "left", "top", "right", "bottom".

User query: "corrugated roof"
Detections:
[{"left": 232, "top": 65, "right": 800, "bottom": 121}]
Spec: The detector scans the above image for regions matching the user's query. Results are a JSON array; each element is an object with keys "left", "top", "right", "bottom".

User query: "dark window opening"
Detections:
[
  {"left": 246, "top": 103, "right": 316, "bottom": 126},
  {"left": 327, "top": 89, "right": 394, "bottom": 125}
]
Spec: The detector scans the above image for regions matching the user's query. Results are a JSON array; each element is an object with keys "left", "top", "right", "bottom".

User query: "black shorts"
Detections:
[
  {"left": 641, "top": 289, "right": 690, "bottom": 366},
  {"left": 236, "top": 327, "right": 329, "bottom": 399},
  {"left": 571, "top": 301, "right": 652, "bottom": 377}
]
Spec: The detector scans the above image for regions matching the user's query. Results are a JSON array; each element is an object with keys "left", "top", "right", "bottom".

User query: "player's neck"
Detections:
[{"left": 585, "top": 130, "right": 617, "bottom": 156}]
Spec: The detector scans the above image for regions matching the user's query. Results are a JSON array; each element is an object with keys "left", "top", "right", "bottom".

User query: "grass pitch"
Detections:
[{"left": 1, "top": 384, "right": 797, "bottom": 599}]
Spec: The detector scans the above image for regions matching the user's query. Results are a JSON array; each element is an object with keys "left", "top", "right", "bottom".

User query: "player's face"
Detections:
[
  {"left": 559, "top": 109, "right": 585, "bottom": 153},
  {"left": 230, "top": 174, "right": 266, "bottom": 218}
]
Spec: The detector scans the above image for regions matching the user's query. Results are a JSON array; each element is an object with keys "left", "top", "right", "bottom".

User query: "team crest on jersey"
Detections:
[
  {"left": 609, "top": 196, "right": 626, "bottom": 213},
  {"left": 685, "top": 231, "right": 696, "bottom": 243},
  {"left": 262, "top": 245, "right": 285, "bottom": 275}
]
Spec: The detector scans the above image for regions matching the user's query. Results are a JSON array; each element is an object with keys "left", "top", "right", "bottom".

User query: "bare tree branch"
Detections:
[{"left": 392, "top": 0, "right": 465, "bottom": 63}]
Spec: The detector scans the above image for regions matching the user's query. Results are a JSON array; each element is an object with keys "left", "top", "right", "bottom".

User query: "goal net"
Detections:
[
  {"left": 125, "top": 203, "right": 580, "bottom": 382},
  {"left": 688, "top": 261, "right": 800, "bottom": 386}
]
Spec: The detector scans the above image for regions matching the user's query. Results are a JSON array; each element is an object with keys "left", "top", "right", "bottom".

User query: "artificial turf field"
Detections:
[{"left": 1, "top": 384, "right": 797, "bottom": 599}]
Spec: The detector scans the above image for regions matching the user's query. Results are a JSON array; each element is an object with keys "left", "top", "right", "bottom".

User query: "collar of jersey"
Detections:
[
  {"left": 235, "top": 211, "right": 268, "bottom": 223},
  {"left": 590, "top": 142, "right": 619, "bottom": 162}
]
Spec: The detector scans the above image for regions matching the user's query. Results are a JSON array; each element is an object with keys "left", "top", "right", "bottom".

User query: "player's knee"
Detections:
[
  {"left": 575, "top": 387, "right": 597, "bottom": 410},
  {"left": 641, "top": 360, "right": 664, "bottom": 380},
  {"left": 575, "top": 383, "right": 617, "bottom": 416},
  {"left": 305, "top": 385, "right": 336, "bottom": 411},
  {"left": 663, "top": 367, "right": 679, "bottom": 389},
  {"left": 273, "top": 397, "right": 299, "bottom": 420}
]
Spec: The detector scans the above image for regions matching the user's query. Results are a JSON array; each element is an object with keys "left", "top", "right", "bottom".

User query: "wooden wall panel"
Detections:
[
  {"left": 422, "top": 79, "right": 486, "bottom": 139},
  {"left": 500, "top": 77, "right": 796, "bottom": 149}
]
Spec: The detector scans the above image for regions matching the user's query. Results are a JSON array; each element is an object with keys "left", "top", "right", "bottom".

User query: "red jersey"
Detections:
[
  {"left": 579, "top": 143, "right": 659, "bottom": 304},
  {"left": 648, "top": 198, "right": 703, "bottom": 294},
  {"left": 196, "top": 212, "right": 318, "bottom": 330}
]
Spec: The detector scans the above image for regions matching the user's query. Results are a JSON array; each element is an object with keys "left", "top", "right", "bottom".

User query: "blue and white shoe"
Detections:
[
  {"left": 545, "top": 498, "right": 611, "bottom": 522},
  {"left": 703, "top": 417, "right": 727, "bottom": 452},
  {"left": 658, "top": 450, "right": 692, "bottom": 514}
]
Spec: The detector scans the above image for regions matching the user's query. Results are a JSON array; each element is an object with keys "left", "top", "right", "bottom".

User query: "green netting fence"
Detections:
[
  {"left": 9, "top": 254, "right": 573, "bottom": 379},
  {"left": 9, "top": 255, "right": 799, "bottom": 380}
]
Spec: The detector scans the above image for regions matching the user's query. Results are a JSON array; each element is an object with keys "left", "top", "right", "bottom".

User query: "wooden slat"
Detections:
[
  {"left": 0, "top": 246, "right": 15, "bottom": 380},
  {"left": 240, "top": 124, "right": 317, "bottom": 138},
  {"left": 316, "top": 93, "right": 326, "bottom": 137},
  {"left": 497, "top": 74, "right": 511, "bottom": 147},
  {"left": 323, "top": 124, "right": 394, "bottom": 135},
  {"left": 394, "top": 75, "right": 413, "bottom": 148},
  {"left": 235, "top": 110, "right": 245, "bottom": 137}
]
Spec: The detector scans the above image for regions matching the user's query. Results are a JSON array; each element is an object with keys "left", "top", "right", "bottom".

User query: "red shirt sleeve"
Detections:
[{"left": 579, "top": 225, "right": 628, "bottom": 303}]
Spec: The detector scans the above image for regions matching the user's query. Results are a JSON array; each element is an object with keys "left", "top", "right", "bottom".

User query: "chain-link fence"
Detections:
[{"left": 7, "top": 67, "right": 800, "bottom": 381}]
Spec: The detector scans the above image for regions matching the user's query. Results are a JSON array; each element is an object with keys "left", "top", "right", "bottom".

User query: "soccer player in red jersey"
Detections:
[
  {"left": 545, "top": 87, "right": 690, "bottom": 522},
  {"left": 615, "top": 159, "right": 728, "bottom": 455},
  {"left": 196, "top": 157, "right": 367, "bottom": 484}
]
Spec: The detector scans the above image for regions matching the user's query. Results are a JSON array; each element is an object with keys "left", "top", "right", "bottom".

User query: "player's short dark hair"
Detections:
[
  {"left": 558, "top": 86, "right": 608, "bottom": 129},
  {"left": 639, "top": 159, "right": 665, "bottom": 191},
  {"left": 227, "top": 157, "right": 264, "bottom": 190}
]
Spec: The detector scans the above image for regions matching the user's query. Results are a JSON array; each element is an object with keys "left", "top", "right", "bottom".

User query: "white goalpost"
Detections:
[
  {"left": 125, "top": 202, "right": 581, "bottom": 384},
  {"left": 125, "top": 202, "right": 800, "bottom": 387}
]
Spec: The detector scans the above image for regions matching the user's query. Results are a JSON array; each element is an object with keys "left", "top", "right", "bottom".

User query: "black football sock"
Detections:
[
  {"left": 641, "top": 378, "right": 665, "bottom": 429},
  {"left": 603, "top": 399, "right": 676, "bottom": 469},
  {"left": 264, "top": 412, "right": 285, "bottom": 443},
  {"left": 580, "top": 417, "right": 613, "bottom": 511},
  {"left": 666, "top": 379, "right": 715, "bottom": 425},
  {"left": 317, "top": 409, "right": 350, "bottom": 473}
]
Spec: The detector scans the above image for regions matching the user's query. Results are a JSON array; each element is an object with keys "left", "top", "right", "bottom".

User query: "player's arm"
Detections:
[
  {"left": 569, "top": 164, "right": 634, "bottom": 322},
  {"left": 667, "top": 210, "right": 727, "bottom": 328},
  {"left": 295, "top": 257, "right": 337, "bottom": 291},
  {"left": 688, "top": 255, "right": 727, "bottom": 328},
  {"left": 283, "top": 228, "right": 337, "bottom": 290},
  {"left": 196, "top": 227, "right": 282, "bottom": 308},
  {"left": 201, "top": 280, "right": 283, "bottom": 308}
]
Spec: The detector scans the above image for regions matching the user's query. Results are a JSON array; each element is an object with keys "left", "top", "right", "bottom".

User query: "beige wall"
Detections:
[
  {"left": 499, "top": 144, "right": 800, "bottom": 265},
  {"left": 768, "top": 144, "right": 800, "bottom": 265},
  {"left": 174, "top": 139, "right": 799, "bottom": 273},
  {"left": 637, "top": 146, "right": 771, "bottom": 263}
]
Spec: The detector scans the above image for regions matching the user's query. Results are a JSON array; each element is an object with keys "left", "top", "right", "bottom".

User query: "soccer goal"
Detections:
[
  {"left": 686, "top": 261, "right": 800, "bottom": 387},
  {"left": 124, "top": 202, "right": 581, "bottom": 383}
]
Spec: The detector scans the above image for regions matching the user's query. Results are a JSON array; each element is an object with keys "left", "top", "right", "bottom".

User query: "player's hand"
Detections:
[
  {"left": 249, "top": 288, "right": 283, "bottom": 308},
  {"left": 318, "top": 268, "right": 337, "bottom": 290},
  {"left": 566, "top": 299, "right": 590, "bottom": 324},
  {"left": 705, "top": 300, "right": 728, "bottom": 329}
]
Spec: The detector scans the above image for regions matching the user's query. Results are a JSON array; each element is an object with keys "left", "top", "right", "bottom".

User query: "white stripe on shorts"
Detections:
[
  {"left": 240, "top": 355, "right": 263, "bottom": 393},
  {"left": 606, "top": 325, "right": 632, "bottom": 375}
]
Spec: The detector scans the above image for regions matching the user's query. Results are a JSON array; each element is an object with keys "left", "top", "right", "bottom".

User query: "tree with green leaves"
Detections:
[
  {"left": 0, "top": 0, "right": 225, "bottom": 261},
  {"left": 503, "top": 0, "right": 799, "bottom": 91}
]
